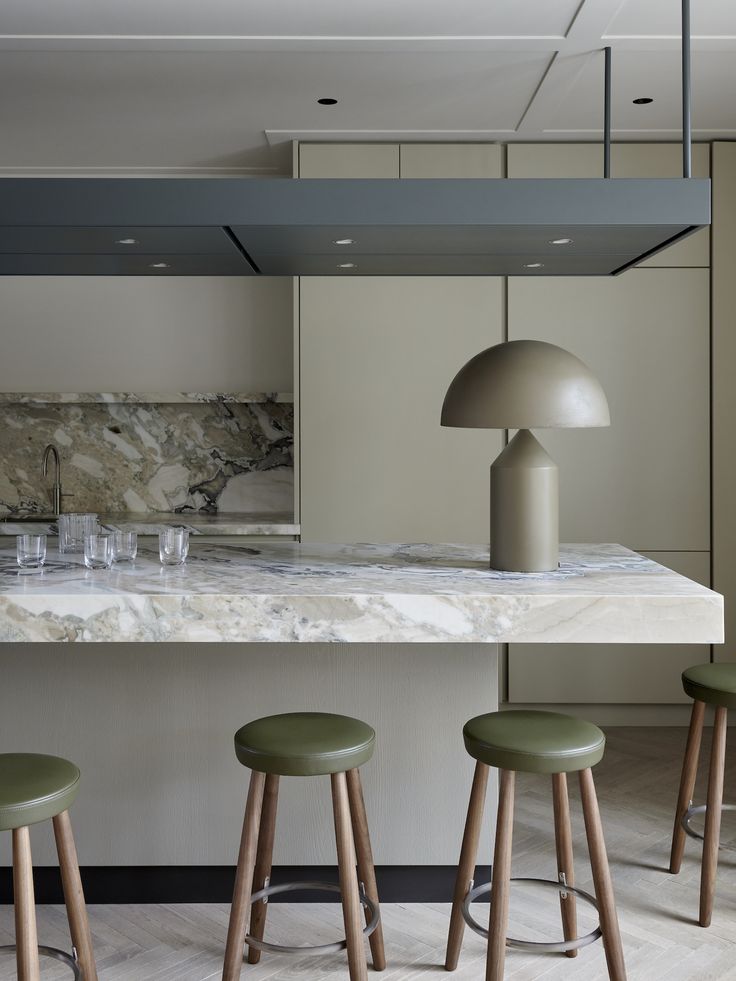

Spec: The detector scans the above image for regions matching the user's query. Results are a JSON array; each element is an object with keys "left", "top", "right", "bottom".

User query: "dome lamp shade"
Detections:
[{"left": 441, "top": 339, "right": 610, "bottom": 573}]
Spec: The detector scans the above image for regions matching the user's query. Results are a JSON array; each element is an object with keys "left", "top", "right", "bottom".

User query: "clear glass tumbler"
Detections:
[
  {"left": 111, "top": 530, "right": 138, "bottom": 563},
  {"left": 159, "top": 527, "right": 189, "bottom": 566},
  {"left": 16, "top": 534, "right": 46, "bottom": 569},
  {"left": 58, "top": 513, "right": 98, "bottom": 554},
  {"left": 83, "top": 534, "right": 113, "bottom": 570}
]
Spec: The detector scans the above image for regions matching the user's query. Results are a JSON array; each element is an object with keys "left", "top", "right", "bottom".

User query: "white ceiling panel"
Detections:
[
  {"left": 606, "top": 0, "right": 736, "bottom": 37},
  {"left": 545, "top": 50, "right": 736, "bottom": 136},
  {"left": 1, "top": 0, "right": 582, "bottom": 39},
  {"left": 0, "top": 51, "right": 550, "bottom": 170}
]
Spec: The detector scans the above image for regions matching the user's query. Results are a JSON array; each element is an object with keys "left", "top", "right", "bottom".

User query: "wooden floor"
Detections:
[{"left": 2, "top": 727, "right": 736, "bottom": 980}]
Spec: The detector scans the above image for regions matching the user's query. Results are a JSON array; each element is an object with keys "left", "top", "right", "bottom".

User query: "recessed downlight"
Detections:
[
  {"left": 115, "top": 237, "right": 139, "bottom": 245},
  {"left": 549, "top": 238, "right": 573, "bottom": 245},
  {"left": 149, "top": 262, "right": 170, "bottom": 269},
  {"left": 337, "top": 262, "right": 356, "bottom": 269},
  {"left": 318, "top": 97, "right": 338, "bottom": 105},
  {"left": 633, "top": 97, "right": 653, "bottom": 105},
  {"left": 524, "top": 262, "right": 544, "bottom": 269},
  {"left": 333, "top": 238, "right": 356, "bottom": 246}
]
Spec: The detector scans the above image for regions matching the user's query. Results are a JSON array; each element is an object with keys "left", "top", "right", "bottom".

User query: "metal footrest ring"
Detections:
[
  {"left": 245, "top": 880, "right": 380, "bottom": 956},
  {"left": 462, "top": 877, "right": 602, "bottom": 954},
  {"left": 0, "top": 943, "right": 80, "bottom": 978},
  {"left": 682, "top": 803, "right": 736, "bottom": 846}
]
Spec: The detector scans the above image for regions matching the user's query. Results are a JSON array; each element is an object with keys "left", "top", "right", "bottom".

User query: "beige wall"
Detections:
[{"left": 0, "top": 277, "right": 293, "bottom": 392}]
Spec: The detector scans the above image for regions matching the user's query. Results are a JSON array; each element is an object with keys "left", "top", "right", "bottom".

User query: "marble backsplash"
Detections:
[{"left": 0, "top": 395, "right": 294, "bottom": 516}]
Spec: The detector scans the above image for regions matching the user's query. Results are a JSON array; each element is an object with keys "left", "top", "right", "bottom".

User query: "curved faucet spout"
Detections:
[{"left": 42, "top": 444, "right": 62, "bottom": 515}]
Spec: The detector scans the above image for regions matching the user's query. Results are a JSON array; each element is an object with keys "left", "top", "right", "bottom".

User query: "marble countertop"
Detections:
[
  {"left": 0, "top": 512, "right": 299, "bottom": 537},
  {"left": 0, "top": 542, "right": 723, "bottom": 645}
]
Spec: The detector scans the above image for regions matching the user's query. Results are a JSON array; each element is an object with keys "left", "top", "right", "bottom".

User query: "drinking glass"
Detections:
[
  {"left": 83, "top": 534, "right": 113, "bottom": 570},
  {"left": 159, "top": 527, "right": 189, "bottom": 566},
  {"left": 111, "top": 530, "right": 138, "bottom": 563},
  {"left": 16, "top": 534, "right": 46, "bottom": 569},
  {"left": 58, "top": 513, "right": 98, "bottom": 554}
]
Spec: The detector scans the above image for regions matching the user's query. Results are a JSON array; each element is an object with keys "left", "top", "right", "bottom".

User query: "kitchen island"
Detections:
[
  {"left": 0, "top": 541, "right": 723, "bottom": 882},
  {"left": 0, "top": 541, "right": 722, "bottom": 645}
]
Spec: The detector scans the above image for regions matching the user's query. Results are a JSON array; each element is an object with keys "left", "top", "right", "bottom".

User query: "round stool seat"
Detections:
[
  {"left": 682, "top": 662, "right": 736, "bottom": 709},
  {"left": 235, "top": 712, "right": 375, "bottom": 776},
  {"left": 463, "top": 710, "right": 605, "bottom": 774},
  {"left": 0, "top": 754, "right": 80, "bottom": 831}
]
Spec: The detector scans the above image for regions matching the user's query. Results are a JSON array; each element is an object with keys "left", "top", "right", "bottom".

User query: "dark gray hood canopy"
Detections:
[{"left": 0, "top": 175, "right": 710, "bottom": 277}]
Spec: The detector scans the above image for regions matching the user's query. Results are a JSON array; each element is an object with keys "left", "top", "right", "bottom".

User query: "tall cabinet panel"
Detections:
[
  {"left": 298, "top": 143, "right": 504, "bottom": 543},
  {"left": 712, "top": 142, "right": 736, "bottom": 662},
  {"left": 506, "top": 142, "right": 711, "bottom": 705}
]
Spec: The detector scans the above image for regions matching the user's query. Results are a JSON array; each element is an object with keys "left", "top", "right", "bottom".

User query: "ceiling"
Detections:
[{"left": 1, "top": 0, "right": 735, "bottom": 176}]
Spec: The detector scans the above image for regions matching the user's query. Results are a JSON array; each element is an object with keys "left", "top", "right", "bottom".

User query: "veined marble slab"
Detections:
[
  {"left": 0, "top": 512, "right": 299, "bottom": 538},
  {"left": 0, "top": 398, "right": 293, "bottom": 514},
  {"left": 0, "top": 542, "right": 723, "bottom": 645}
]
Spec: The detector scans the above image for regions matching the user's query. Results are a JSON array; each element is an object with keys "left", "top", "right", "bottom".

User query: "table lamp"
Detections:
[{"left": 441, "top": 339, "right": 610, "bottom": 572}]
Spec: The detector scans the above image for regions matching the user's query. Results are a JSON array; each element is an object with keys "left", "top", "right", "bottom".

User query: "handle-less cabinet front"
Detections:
[{"left": 298, "top": 142, "right": 505, "bottom": 544}]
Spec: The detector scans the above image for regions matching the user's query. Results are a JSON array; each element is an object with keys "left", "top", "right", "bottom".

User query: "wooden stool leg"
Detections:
[
  {"left": 670, "top": 699, "right": 706, "bottom": 874},
  {"left": 52, "top": 810, "right": 98, "bottom": 981},
  {"left": 700, "top": 705, "right": 728, "bottom": 928},
  {"left": 552, "top": 772, "right": 577, "bottom": 958},
  {"left": 13, "top": 826, "right": 40, "bottom": 981},
  {"left": 485, "top": 769, "right": 515, "bottom": 981},
  {"left": 222, "top": 770, "right": 266, "bottom": 981},
  {"left": 446, "top": 761, "right": 489, "bottom": 971},
  {"left": 346, "top": 768, "right": 386, "bottom": 972},
  {"left": 246, "top": 774, "right": 280, "bottom": 964},
  {"left": 579, "top": 768, "right": 626, "bottom": 981},
  {"left": 331, "top": 771, "right": 368, "bottom": 981}
]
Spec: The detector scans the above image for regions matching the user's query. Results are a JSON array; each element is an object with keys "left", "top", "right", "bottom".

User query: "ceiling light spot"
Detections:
[
  {"left": 115, "top": 238, "right": 139, "bottom": 245},
  {"left": 550, "top": 238, "right": 573, "bottom": 245},
  {"left": 333, "top": 238, "right": 356, "bottom": 245},
  {"left": 524, "top": 262, "right": 544, "bottom": 269},
  {"left": 149, "top": 262, "right": 170, "bottom": 269},
  {"left": 633, "top": 97, "right": 653, "bottom": 105},
  {"left": 318, "top": 98, "right": 338, "bottom": 106}
]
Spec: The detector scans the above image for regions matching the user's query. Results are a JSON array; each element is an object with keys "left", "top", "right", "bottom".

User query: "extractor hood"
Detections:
[{"left": 0, "top": 175, "right": 711, "bottom": 277}]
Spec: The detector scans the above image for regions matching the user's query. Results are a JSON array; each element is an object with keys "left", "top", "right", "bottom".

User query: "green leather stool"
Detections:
[
  {"left": 222, "top": 712, "right": 384, "bottom": 981},
  {"left": 446, "top": 710, "right": 626, "bottom": 981},
  {"left": 670, "top": 662, "right": 736, "bottom": 927},
  {"left": 0, "top": 754, "right": 97, "bottom": 981}
]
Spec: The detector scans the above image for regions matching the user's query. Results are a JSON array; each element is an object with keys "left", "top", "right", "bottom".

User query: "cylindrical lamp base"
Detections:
[{"left": 490, "top": 429, "right": 559, "bottom": 572}]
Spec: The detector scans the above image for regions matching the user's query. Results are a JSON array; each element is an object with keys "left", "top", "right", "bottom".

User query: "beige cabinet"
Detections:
[
  {"left": 506, "top": 142, "right": 711, "bottom": 704},
  {"left": 399, "top": 143, "right": 503, "bottom": 178},
  {"left": 712, "top": 142, "right": 736, "bottom": 661},
  {"left": 509, "top": 552, "right": 710, "bottom": 703},
  {"left": 299, "top": 276, "right": 503, "bottom": 542},
  {"left": 507, "top": 142, "right": 710, "bottom": 267},
  {"left": 506, "top": 270, "right": 710, "bottom": 551},
  {"left": 298, "top": 142, "right": 503, "bottom": 543},
  {"left": 298, "top": 143, "right": 399, "bottom": 178}
]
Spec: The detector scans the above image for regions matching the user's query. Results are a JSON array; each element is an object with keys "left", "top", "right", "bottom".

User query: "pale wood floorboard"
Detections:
[{"left": 1, "top": 727, "right": 735, "bottom": 979}]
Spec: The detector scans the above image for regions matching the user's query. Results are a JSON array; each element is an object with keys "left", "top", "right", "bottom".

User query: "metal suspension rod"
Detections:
[
  {"left": 603, "top": 46, "right": 612, "bottom": 178},
  {"left": 682, "top": 0, "right": 692, "bottom": 178}
]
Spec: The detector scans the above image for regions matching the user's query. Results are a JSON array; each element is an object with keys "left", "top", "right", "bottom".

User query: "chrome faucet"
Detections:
[{"left": 42, "top": 443, "right": 63, "bottom": 516}]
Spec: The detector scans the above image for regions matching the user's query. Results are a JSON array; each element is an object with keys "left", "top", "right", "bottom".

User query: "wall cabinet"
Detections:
[
  {"left": 506, "top": 270, "right": 709, "bottom": 550},
  {"left": 506, "top": 142, "right": 711, "bottom": 705},
  {"left": 298, "top": 142, "right": 504, "bottom": 543}
]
